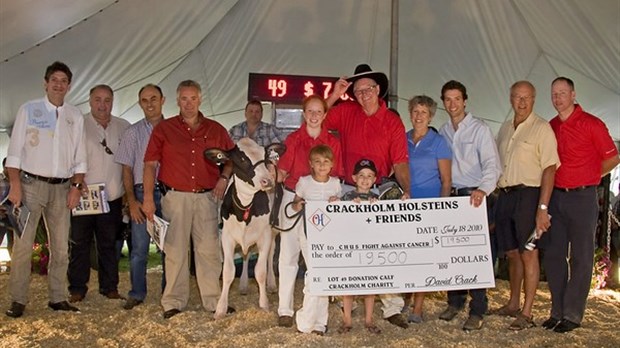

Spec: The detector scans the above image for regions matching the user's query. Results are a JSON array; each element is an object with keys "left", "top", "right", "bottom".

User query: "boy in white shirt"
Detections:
[{"left": 292, "top": 144, "right": 341, "bottom": 334}]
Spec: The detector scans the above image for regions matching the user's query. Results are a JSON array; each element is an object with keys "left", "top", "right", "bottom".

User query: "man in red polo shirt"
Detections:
[
  {"left": 142, "top": 80, "right": 234, "bottom": 319},
  {"left": 326, "top": 64, "right": 410, "bottom": 328},
  {"left": 326, "top": 64, "right": 410, "bottom": 195},
  {"left": 541, "top": 77, "right": 619, "bottom": 333}
]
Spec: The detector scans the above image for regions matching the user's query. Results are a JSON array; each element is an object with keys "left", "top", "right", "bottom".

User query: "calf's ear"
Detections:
[{"left": 204, "top": 148, "right": 230, "bottom": 164}]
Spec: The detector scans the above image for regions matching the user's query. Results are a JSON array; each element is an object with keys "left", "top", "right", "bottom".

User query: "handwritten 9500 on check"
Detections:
[{"left": 304, "top": 197, "right": 495, "bottom": 296}]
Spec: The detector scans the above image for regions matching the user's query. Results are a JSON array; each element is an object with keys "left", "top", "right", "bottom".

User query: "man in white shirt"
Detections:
[
  {"left": 67, "top": 84, "right": 130, "bottom": 303},
  {"left": 438, "top": 80, "right": 502, "bottom": 331},
  {"left": 5, "top": 61, "right": 87, "bottom": 318}
]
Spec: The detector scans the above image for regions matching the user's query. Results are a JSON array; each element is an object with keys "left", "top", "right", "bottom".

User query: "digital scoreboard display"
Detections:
[{"left": 247, "top": 73, "right": 354, "bottom": 104}]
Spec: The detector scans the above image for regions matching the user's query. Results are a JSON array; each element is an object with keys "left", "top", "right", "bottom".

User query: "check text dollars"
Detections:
[{"left": 304, "top": 197, "right": 495, "bottom": 296}]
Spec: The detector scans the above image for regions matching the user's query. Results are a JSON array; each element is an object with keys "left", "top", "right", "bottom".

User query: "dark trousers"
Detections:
[
  {"left": 68, "top": 198, "right": 123, "bottom": 295},
  {"left": 542, "top": 187, "right": 597, "bottom": 324},
  {"left": 445, "top": 188, "right": 494, "bottom": 317}
]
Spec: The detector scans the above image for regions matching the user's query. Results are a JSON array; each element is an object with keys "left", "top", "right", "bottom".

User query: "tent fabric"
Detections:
[{"left": 0, "top": 0, "right": 618, "bottom": 158}]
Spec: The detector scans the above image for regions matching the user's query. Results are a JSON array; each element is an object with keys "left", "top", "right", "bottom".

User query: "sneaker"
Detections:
[
  {"left": 5, "top": 302, "right": 25, "bottom": 318},
  {"left": 278, "top": 315, "right": 294, "bottom": 328},
  {"left": 439, "top": 306, "right": 461, "bottom": 321},
  {"left": 385, "top": 313, "right": 409, "bottom": 329},
  {"left": 123, "top": 297, "right": 143, "bottom": 310},
  {"left": 462, "top": 314, "right": 483, "bottom": 331}
]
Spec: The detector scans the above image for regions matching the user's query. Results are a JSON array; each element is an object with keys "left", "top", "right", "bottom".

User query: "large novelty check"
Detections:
[{"left": 304, "top": 196, "right": 495, "bottom": 296}]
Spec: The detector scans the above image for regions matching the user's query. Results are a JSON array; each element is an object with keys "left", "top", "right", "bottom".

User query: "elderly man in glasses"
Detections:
[
  {"left": 326, "top": 64, "right": 411, "bottom": 329},
  {"left": 67, "top": 84, "right": 130, "bottom": 303}
]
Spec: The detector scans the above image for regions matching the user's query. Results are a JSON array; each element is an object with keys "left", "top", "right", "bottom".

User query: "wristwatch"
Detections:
[
  {"left": 538, "top": 203, "right": 548, "bottom": 211},
  {"left": 71, "top": 182, "right": 84, "bottom": 190}
]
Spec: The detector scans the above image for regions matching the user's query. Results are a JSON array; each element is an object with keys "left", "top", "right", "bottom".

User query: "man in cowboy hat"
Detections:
[{"left": 326, "top": 64, "right": 410, "bottom": 328}]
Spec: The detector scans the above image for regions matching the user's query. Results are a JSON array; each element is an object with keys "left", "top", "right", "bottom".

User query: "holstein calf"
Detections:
[{"left": 205, "top": 138, "right": 285, "bottom": 319}]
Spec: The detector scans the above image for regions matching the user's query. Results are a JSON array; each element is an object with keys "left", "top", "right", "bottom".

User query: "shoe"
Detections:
[
  {"left": 508, "top": 313, "right": 535, "bottom": 331},
  {"left": 163, "top": 308, "right": 181, "bottom": 319},
  {"left": 385, "top": 313, "right": 409, "bottom": 329},
  {"left": 401, "top": 304, "right": 411, "bottom": 314},
  {"left": 439, "top": 306, "right": 461, "bottom": 321},
  {"left": 310, "top": 330, "right": 324, "bottom": 336},
  {"left": 48, "top": 301, "right": 80, "bottom": 312},
  {"left": 102, "top": 290, "right": 125, "bottom": 300},
  {"left": 489, "top": 304, "right": 520, "bottom": 317},
  {"left": 407, "top": 313, "right": 423, "bottom": 323},
  {"left": 278, "top": 315, "right": 293, "bottom": 327},
  {"left": 365, "top": 324, "right": 381, "bottom": 334},
  {"left": 6, "top": 302, "right": 25, "bottom": 318},
  {"left": 553, "top": 319, "right": 580, "bottom": 333},
  {"left": 462, "top": 314, "right": 483, "bottom": 331},
  {"left": 542, "top": 317, "right": 560, "bottom": 330},
  {"left": 337, "top": 325, "right": 352, "bottom": 334},
  {"left": 69, "top": 293, "right": 85, "bottom": 303},
  {"left": 123, "top": 297, "right": 143, "bottom": 310},
  {"left": 278, "top": 315, "right": 294, "bottom": 328}
]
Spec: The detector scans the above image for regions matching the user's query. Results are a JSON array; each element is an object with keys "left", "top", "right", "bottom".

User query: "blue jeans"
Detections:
[{"left": 128, "top": 186, "right": 165, "bottom": 301}]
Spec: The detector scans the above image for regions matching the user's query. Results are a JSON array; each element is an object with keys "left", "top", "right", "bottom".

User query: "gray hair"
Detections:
[{"left": 408, "top": 95, "right": 437, "bottom": 117}]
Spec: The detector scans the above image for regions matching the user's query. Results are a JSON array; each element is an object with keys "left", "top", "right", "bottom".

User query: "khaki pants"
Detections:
[
  {"left": 9, "top": 178, "right": 71, "bottom": 304},
  {"left": 160, "top": 191, "right": 222, "bottom": 311}
]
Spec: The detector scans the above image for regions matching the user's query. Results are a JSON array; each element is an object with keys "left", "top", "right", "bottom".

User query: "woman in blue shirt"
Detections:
[{"left": 404, "top": 95, "right": 452, "bottom": 323}]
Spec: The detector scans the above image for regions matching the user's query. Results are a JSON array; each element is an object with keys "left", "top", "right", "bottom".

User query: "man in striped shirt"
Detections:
[{"left": 114, "top": 84, "right": 166, "bottom": 310}]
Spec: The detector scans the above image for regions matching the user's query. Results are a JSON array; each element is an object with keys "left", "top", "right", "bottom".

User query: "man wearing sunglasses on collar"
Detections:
[{"left": 67, "top": 84, "right": 130, "bottom": 304}]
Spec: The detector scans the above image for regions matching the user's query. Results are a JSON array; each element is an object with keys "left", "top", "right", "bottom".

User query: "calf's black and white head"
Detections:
[{"left": 204, "top": 138, "right": 285, "bottom": 190}]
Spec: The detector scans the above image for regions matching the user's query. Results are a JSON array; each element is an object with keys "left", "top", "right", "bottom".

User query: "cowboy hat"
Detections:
[{"left": 346, "top": 64, "right": 389, "bottom": 101}]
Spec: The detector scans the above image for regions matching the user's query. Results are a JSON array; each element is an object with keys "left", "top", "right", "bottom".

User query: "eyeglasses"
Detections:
[
  {"left": 511, "top": 95, "right": 533, "bottom": 102},
  {"left": 353, "top": 85, "right": 377, "bottom": 97},
  {"left": 100, "top": 138, "right": 113, "bottom": 155}
]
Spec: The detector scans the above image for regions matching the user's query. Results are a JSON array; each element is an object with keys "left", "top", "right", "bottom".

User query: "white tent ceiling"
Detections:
[{"left": 1, "top": 0, "right": 618, "bottom": 157}]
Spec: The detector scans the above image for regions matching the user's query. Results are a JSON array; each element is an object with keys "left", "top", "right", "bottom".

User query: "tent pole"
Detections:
[{"left": 389, "top": 0, "right": 399, "bottom": 111}]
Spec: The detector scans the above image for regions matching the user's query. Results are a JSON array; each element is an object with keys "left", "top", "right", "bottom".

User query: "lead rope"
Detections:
[
  {"left": 267, "top": 151, "right": 304, "bottom": 233},
  {"left": 271, "top": 202, "right": 304, "bottom": 232}
]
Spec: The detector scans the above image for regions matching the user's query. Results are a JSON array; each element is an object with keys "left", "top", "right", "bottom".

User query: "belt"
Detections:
[
  {"left": 134, "top": 183, "right": 162, "bottom": 190},
  {"left": 499, "top": 184, "right": 531, "bottom": 194},
  {"left": 450, "top": 187, "right": 477, "bottom": 197},
  {"left": 23, "top": 171, "right": 70, "bottom": 184},
  {"left": 160, "top": 183, "right": 211, "bottom": 194},
  {"left": 554, "top": 185, "right": 595, "bottom": 192}
]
